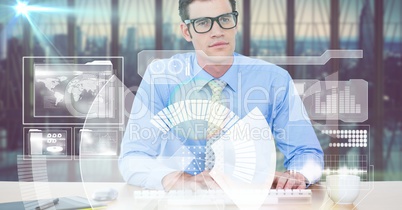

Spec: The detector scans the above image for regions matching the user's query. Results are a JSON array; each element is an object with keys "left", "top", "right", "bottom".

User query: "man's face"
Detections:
[{"left": 181, "top": 0, "right": 237, "bottom": 58}]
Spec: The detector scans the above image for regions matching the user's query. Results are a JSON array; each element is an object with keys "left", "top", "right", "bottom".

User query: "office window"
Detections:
[
  {"left": 339, "top": 0, "right": 374, "bottom": 82},
  {"left": 294, "top": 0, "right": 330, "bottom": 79},
  {"left": 234, "top": 0, "right": 243, "bottom": 54},
  {"left": 76, "top": 0, "right": 111, "bottom": 56},
  {"left": 120, "top": 0, "right": 155, "bottom": 50},
  {"left": 295, "top": 0, "right": 330, "bottom": 56},
  {"left": 339, "top": 0, "right": 368, "bottom": 78},
  {"left": 337, "top": 0, "right": 374, "bottom": 179},
  {"left": 250, "top": 0, "right": 286, "bottom": 56},
  {"left": 2, "top": 5, "right": 24, "bottom": 39},
  {"left": 162, "top": 0, "right": 185, "bottom": 50},
  {"left": 9, "top": 0, "right": 69, "bottom": 56},
  {"left": 383, "top": 0, "right": 402, "bottom": 181},
  {"left": 120, "top": 0, "right": 155, "bottom": 87},
  {"left": 384, "top": 0, "right": 402, "bottom": 109}
]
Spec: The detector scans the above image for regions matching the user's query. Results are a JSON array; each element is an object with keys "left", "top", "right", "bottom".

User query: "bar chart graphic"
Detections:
[
  {"left": 315, "top": 86, "right": 362, "bottom": 114},
  {"left": 294, "top": 79, "right": 368, "bottom": 122}
]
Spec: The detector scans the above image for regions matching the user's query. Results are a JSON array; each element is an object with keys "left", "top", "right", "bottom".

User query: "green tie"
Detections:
[
  {"left": 205, "top": 79, "right": 227, "bottom": 170},
  {"left": 208, "top": 79, "right": 227, "bottom": 103}
]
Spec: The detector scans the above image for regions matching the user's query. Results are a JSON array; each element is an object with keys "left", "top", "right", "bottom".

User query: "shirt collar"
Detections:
[{"left": 189, "top": 53, "right": 239, "bottom": 92}]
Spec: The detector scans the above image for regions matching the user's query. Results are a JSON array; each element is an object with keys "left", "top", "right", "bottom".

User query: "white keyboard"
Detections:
[{"left": 133, "top": 189, "right": 312, "bottom": 206}]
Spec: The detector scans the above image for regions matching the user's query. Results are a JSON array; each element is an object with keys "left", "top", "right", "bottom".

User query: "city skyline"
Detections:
[{"left": 0, "top": 0, "right": 401, "bottom": 40}]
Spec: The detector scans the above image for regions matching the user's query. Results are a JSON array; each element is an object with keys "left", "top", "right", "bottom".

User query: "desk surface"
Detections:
[{"left": 1, "top": 181, "right": 401, "bottom": 210}]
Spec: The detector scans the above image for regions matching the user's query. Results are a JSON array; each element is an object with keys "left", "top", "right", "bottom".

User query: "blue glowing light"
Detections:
[
  {"left": 15, "top": 1, "right": 30, "bottom": 16},
  {"left": 14, "top": 1, "right": 60, "bottom": 18}
]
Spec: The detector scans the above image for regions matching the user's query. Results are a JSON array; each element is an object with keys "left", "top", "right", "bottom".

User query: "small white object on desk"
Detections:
[
  {"left": 92, "top": 188, "right": 119, "bottom": 201},
  {"left": 326, "top": 175, "right": 360, "bottom": 204}
]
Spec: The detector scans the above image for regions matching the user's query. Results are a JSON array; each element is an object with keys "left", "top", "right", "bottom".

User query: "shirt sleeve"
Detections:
[
  {"left": 271, "top": 72, "right": 324, "bottom": 185},
  {"left": 118, "top": 68, "right": 177, "bottom": 190}
]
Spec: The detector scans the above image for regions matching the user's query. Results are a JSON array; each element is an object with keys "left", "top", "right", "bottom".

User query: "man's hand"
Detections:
[
  {"left": 272, "top": 171, "right": 307, "bottom": 189},
  {"left": 162, "top": 170, "right": 220, "bottom": 191}
]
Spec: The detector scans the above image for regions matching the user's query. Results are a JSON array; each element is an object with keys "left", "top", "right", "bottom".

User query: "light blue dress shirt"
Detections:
[{"left": 119, "top": 52, "right": 324, "bottom": 189}]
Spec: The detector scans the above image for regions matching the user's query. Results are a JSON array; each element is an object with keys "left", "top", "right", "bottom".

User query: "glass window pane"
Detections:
[
  {"left": 383, "top": 0, "right": 402, "bottom": 181},
  {"left": 120, "top": 0, "right": 155, "bottom": 51},
  {"left": 119, "top": 0, "right": 155, "bottom": 87},
  {"left": 295, "top": 0, "right": 330, "bottom": 56},
  {"left": 76, "top": 0, "right": 111, "bottom": 56},
  {"left": 339, "top": 0, "right": 375, "bottom": 82},
  {"left": 250, "top": 0, "right": 286, "bottom": 56},
  {"left": 234, "top": 0, "right": 243, "bottom": 54},
  {"left": 14, "top": 0, "right": 69, "bottom": 56},
  {"left": 162, "top": 0, "right": 186, "bottom": 50},
  {"left": 294, "top": 0, "right": 330, "bottom": 79}
]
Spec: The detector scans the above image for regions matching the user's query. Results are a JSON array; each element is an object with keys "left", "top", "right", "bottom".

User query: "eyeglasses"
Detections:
[{"left": 184, "top": 11, "right": 238, "bottom": 34}]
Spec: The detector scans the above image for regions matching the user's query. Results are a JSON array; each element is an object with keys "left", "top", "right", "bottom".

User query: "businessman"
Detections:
[{"left": 119, "top": 0, "right": 324, "bottom": 191}]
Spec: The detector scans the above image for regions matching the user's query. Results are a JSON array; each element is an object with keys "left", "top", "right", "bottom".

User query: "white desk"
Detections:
[{"left": 1, "top": 181, "right": 401, "bottom": 209}]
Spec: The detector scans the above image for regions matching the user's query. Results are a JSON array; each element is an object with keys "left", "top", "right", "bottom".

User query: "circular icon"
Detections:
[
  {"left": 149, "top": 59, "right": 166, "bottom": 75},
  {"left": 46, "top": 146, "right": 63, "bottom": 152}
]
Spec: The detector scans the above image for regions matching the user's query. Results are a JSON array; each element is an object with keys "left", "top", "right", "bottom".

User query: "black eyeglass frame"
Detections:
[{"left": 184, "top": 11, "right": 239, "bottom": 34}]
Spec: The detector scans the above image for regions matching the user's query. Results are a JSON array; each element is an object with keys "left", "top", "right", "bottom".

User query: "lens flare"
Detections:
[{"left": 14, "top": 1, "right": 29, "bottom": 16}]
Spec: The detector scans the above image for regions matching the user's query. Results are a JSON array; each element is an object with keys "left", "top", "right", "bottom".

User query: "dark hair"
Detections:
[{"left": 179, "top": 0, "right": 237, "bottom": 22}]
